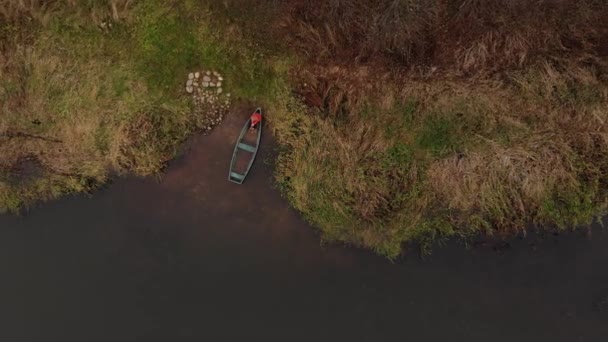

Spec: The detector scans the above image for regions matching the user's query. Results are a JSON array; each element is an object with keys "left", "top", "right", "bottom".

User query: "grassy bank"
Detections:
[
  {"left": 270, "top": 0, "right": 608, "bottom": 257},
  {"left": 0, "top": 0, "right": 286, "bottom": 212},
  {"left": 2, "top": 0, "right": 608, "bottom": 258}
]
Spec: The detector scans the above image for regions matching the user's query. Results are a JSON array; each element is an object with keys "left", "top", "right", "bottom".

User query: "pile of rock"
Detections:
[{"left": 186, "top": 70, "right": 232, "bottom": 134}]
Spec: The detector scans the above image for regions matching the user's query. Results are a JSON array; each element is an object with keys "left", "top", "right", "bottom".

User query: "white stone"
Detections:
[
  {"left": 213, "top": 71, "right": 219, "bottom": 76},
  {"left": 216, "top": 82, "right": 222, "bottom": 87},
  {"left": 186, "top": 86, "right": 193, "bottom": 93},
  {"left": 202, "top": 82, "right": 209, "bottom": 87},
  {"left": 193, "top": 82, "right": 198, "bottom": 87},
  {"left": 218, "top": 76, "right": 224, "bottom": 81},
  {"left": 195, "top": 72, "right": 200, "bottom": 78},
  {"left": 206, "top": 71, "right": 211, "bottom": 75},
  {"left": 202, "top": 76, "right": 211, "bottom": 82},
  {"left": 209, "top": 82, "right": 215, "bottom": 87},
  {"left": 226, "top": 93, "right": 231, "bottom": 97},
  {"left": 188, "top": 73, "right": 194, "bottom": 79},
  {"left": 187, "top": 79, "right": 193, "bottom": 86},
  {"left": 217, "top": 88, "right": 222, "bottom": 94}
]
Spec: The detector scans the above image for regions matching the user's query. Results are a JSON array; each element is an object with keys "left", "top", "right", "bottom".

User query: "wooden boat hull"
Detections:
[{"left": 228, "top": 108, "right": 262, "bottom": 184}]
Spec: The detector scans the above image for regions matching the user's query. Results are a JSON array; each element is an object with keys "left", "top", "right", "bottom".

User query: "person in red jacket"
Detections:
[{"left": 249, "top": 109, "right": 262, "bottom": 132}]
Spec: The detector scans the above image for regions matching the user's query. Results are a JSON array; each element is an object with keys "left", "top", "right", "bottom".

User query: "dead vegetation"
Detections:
[
  {"left": 269, "top": 0, "right": 608, "bottom": 256},
  {"left": 0, "top": 0, "right": 275, "bottom": 212},
  {"left": 282, "top": 0, "right": 607, "bottom": 73},
  {"left": 0, "top": 0, "right": 144, "bottom": 212}
]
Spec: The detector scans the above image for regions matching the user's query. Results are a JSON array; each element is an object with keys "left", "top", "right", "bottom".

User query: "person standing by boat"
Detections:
[{"left": 249, "top": 109, "right": 262, "bottom": 132}]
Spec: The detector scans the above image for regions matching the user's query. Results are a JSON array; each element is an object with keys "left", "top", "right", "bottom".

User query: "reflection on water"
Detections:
[{"left": 1, "top": 109, "right": 607, "bottom": 342}]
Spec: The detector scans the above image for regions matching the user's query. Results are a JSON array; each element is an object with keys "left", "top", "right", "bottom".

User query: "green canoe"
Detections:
[{"left": 228, "top": 108, "right": 262, "bottom": 184}]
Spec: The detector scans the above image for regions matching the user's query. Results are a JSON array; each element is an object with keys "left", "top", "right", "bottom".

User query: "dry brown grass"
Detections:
[
  {"left": 281, "top": 0, "right": 608, "bottom": 74},
  {"left": 273, "top": 8, "right": 608, "bottom": 255},
  {"left": 0, "top": 1, "right": 140, "bottom": 211},
  {"left": 0, "top": 0, "right": 256, "bottom": 211},
  {"left": 1, "top": 0, "right": 290, "bottom": 212},
  {"left": 276, "top": 64, "right": 608, "bottom": 256}
]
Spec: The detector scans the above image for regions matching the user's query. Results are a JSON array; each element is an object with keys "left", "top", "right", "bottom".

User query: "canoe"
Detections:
[{"left": 228, "top": 108, "right": 262, "bottom": 184}]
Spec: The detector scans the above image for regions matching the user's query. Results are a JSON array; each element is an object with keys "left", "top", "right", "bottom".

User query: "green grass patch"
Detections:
[
  {"left": 134, "top": 2, "right": 202, "bottom": 93},
  {"left": 537, "top": 180, "right": 604, "bottom": 229},
  {"left": 416, "top": 114, "right": 463, "bottom": 156}
]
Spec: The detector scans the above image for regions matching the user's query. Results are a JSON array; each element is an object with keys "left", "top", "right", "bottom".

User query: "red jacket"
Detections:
[{"left": 250, "top": 112, "right": 262, "bottom": 127}]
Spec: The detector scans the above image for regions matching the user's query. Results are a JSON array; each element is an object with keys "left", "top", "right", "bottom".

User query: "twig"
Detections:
[{"left": 0, "top": 131, "right": 63, "bottom": 143}]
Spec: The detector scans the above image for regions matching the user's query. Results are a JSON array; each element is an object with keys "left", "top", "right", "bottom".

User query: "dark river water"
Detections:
[{"left": 1, "top": 109, "right": 608, "bottom": 342}]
